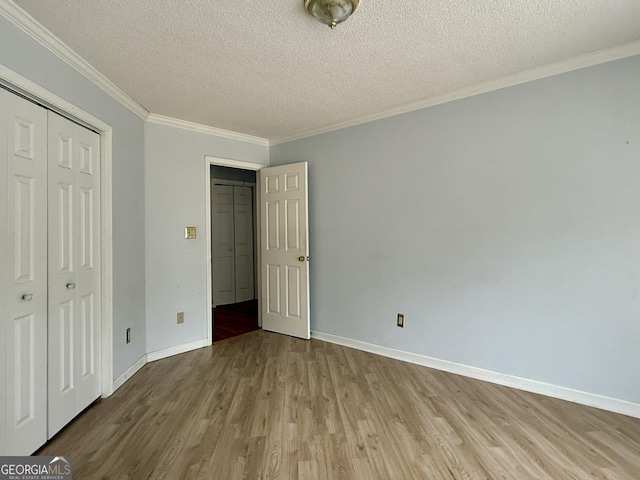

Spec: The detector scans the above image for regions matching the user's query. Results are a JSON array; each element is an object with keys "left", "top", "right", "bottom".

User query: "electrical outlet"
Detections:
[
  {"left": 126, "top": 328, "right": 131, "bottom": 344},
  {"left": 397, "top": 314, "right": 404, "bottom": 328},
  {"left": 177, "top": 312, "right": 184, "bottom": 324}
]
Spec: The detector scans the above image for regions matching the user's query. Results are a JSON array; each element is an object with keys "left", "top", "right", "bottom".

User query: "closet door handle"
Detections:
[
  {"left": 66, "top": 282, "right": 76, "bottom": 289},
  {"left": 21, "top": 293, "right": 34, "bottom": 301}
]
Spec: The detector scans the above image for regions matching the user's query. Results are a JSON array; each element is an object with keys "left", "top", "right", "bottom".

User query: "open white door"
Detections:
[{"left": 260, "top": 162, "right": 310, "bottom": 339}]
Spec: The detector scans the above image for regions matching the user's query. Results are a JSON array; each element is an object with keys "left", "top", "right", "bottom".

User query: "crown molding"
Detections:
[
  {"left": 270, "top": 39, "right": 640, "bottom": 146},
  {"left": 0, "top": 0, "right": 149, "bottom": 120},
  {"left": 147, "top": 113, "right": 269, "bottom": 146},
  {"left": 3, "top": 0, "right": 639, "bottom": 147}
]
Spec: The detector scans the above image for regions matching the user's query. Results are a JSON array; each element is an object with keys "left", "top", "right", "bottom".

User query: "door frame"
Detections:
[
  {"left": 205, "top": 156, "right": 264, "bottom": 344},
  {"left": 0, "top": 64, "right": 115, "bottom": 397}
]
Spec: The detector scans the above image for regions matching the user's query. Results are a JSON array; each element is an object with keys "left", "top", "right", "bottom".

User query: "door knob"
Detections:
[
  {"left": 299, "top": 256, "right": 305, "bottom": 262},
  {"left": 66, "top": 282, "right": 76, "bottom": 289},
  {"left": 21, "top": 293, "right": 34, "bottom": 301}
]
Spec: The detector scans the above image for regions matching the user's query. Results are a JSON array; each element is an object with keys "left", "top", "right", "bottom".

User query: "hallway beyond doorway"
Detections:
[{"left": 213, "top": 300, "right": 259, "bottom": 342}]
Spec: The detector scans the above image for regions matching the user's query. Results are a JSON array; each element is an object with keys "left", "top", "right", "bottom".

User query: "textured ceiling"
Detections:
[{"left": 13, "top": 0, "right": 640, "bottom": 141}]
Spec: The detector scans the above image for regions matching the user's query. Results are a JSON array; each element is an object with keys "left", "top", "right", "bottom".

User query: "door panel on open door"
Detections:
[{"left": 260, "top": 162, "right": 309, "bottom": 339}]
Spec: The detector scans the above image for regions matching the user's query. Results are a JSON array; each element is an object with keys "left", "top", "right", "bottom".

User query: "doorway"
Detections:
[
  {"left": 204, "top": 157, "right": 311, "bottom": 344},
  {"left": 205, "top": 158, "right": 264, "bottom": 343}
]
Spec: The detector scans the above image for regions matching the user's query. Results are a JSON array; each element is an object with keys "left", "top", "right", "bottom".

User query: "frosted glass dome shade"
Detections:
[{"left": 304, "top": 0, "right": 360, "bottom": 29}]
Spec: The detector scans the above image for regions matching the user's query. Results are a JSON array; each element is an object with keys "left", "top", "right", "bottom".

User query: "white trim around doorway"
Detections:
[{"left": 205, "top": 156, "right": 265, "bottom": 345}]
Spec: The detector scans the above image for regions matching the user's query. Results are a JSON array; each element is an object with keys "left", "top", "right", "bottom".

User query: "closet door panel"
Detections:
[
  {"left": 74, "top": 128, "right": 101, "bottom": 409},
  {"left": 48, "top": 112, "right": 101, "bottom": 438},
  {"left": 48, "top": 114, "right": 78, "bottom": 436},
  {"left": 0, "top": 88, "right": 48, "bottom": 455},
  {"left": 212, "top": 185, "right": 236, "bottom": 306},
  {"left": 234, "top": 186, "right": 255, "bottom": 302}
]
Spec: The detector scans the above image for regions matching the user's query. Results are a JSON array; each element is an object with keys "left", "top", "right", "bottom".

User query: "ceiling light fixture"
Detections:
[{"left": 304, "top": 0, "right": 360, "bottom": 29}]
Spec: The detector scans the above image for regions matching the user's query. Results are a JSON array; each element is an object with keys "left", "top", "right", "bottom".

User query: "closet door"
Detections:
[
  {"left": 212, "top": 185, "right": 236, "bottom": 306},
  {"left": 0, "top": 88, "right": 48, "bottom": 455},
  {"left": 234, "top": 186, "right": 255, "bottom": 302},
  {"left": 47, "top": 112, "right": 101, "bottom": 438}
]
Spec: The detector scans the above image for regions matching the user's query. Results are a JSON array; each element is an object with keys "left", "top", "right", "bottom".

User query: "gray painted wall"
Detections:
[
  {"left": 145, "top": 123, "right": 268, "bottom": 353},
  {"left": 270, "top": 55, "right": 640, "bottom": 404},
  {"left": 0, "top": 17, "right": 147, "bottom": 378}
]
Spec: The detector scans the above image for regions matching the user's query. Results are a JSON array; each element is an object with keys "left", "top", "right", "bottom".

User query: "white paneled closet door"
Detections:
[
  {"left": 234, "top": 186, "right": 255, "bottom": 303},
  {"left": 212, "top": 185, "right": 236, "bottom": 306},
  {"left": 0, "top": 87, "right": 49, "bottom": 455},
  {"left": 212, "top": 184, "right": 256, "bottom": 307},
  {"left": 47, "top": 111, "right": 101, "bottom": 438}
]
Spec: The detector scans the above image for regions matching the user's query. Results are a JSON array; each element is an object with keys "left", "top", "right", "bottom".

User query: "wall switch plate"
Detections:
[
  {"left": 185, "top": 227, "right": 196, "bottom": 239},
  {"left": 397, "top": 314, "right": 404, "bottom": 328},
  {"left": 177, "top": 312, "right": 184, "bottom": 324},
  {"left": 126, "top": 327, "right": 131, "bottom": 344}
]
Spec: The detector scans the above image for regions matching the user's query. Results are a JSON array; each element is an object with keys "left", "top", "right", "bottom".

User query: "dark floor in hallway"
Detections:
[{"left": 213, "top": 299, "right": 259, "bottom": 341}]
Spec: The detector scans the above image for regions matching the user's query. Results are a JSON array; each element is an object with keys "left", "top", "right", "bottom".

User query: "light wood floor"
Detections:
[{"left": 39, "top": 331, "right": 640, "bottom": 479}]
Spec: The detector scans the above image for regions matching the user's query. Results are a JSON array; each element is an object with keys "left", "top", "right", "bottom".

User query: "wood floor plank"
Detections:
[{"left": 37, "top": 331, "right": 640, "bottom": 479}]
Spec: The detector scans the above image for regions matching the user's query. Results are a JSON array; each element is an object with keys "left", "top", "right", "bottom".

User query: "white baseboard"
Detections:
[
  {"left": 311, "top": 331, "right": 640, "bottom": 419},
  {"left": 111, "top": 354, "right": 147, "bottom": 394},
  {"left": 110, "top": 338, "right": 212, "bottom": 394},
  {"left": 146, "top": 338, "right": 211, "bottom": 363}
]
